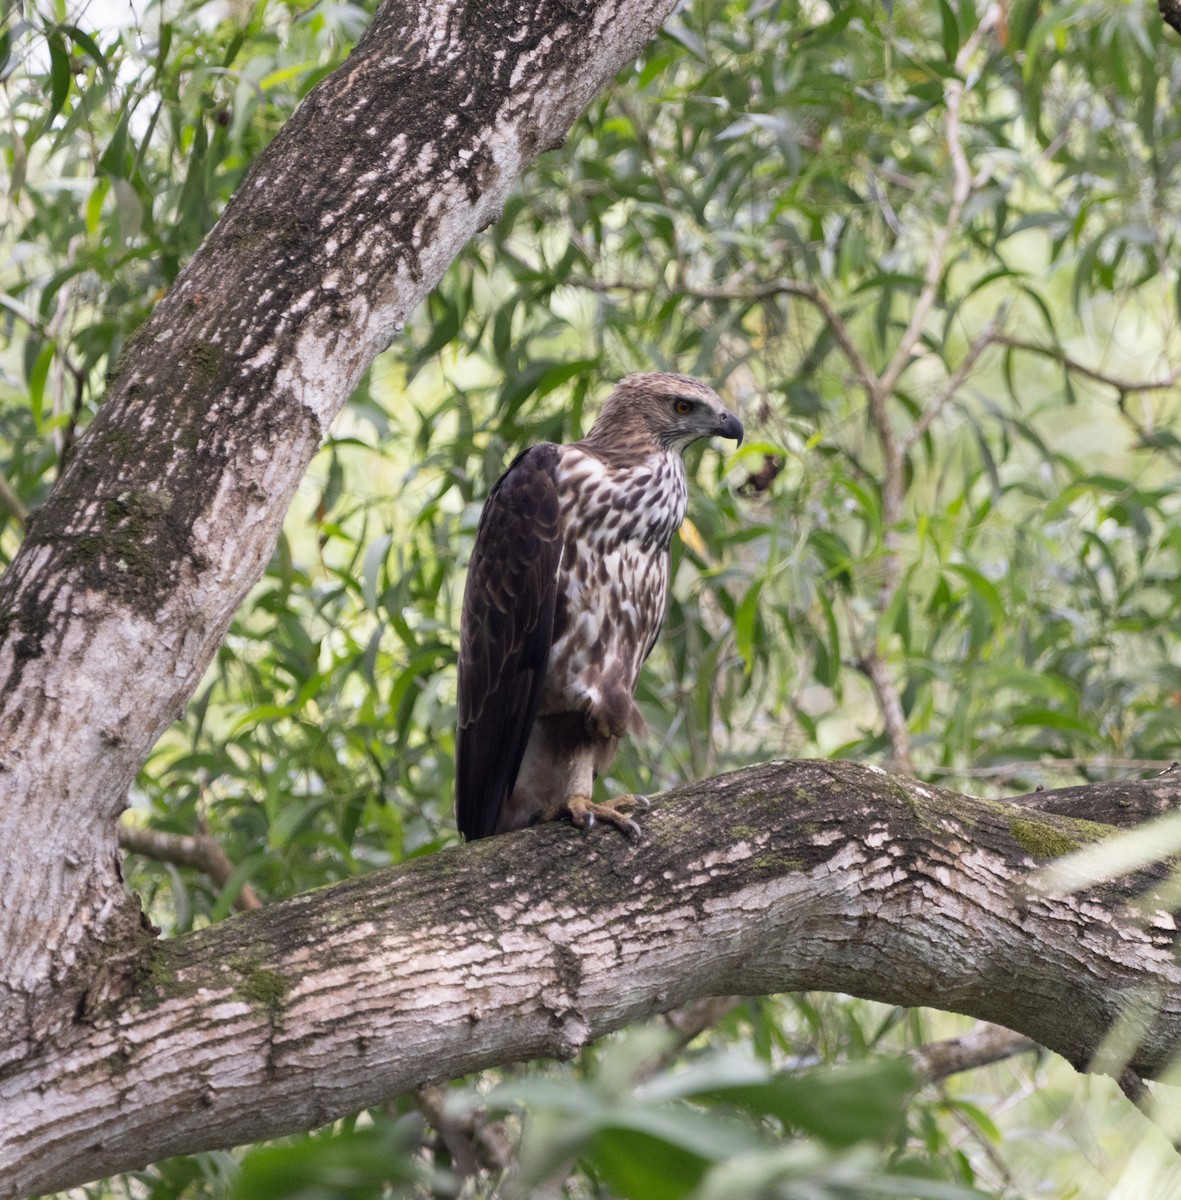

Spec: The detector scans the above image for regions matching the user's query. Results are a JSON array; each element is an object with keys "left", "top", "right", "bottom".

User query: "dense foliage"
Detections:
[{"left": 3, "top": 0, "right": 1181, "bottom": 1193}]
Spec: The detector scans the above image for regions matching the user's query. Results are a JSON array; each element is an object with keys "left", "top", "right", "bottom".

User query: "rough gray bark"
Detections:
[
  {"left": 3, "top": 759, "right": 1180, "bottom": 1196},
  {"left": 0, "top": 0, "right": 679, "bottom": 1036}
]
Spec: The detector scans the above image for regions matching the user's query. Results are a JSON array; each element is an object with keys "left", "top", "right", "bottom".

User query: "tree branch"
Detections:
[
  {"left": 901, "top": 305, "right": 1009, "bottom": 454},
  {"left": 118, "top": 822, "right": 263, "bottom": 912},
  {"left": 911, "top": 1024, "right": 1040, "bottom": 1083},
  {"left": 1009, "top": 768, "right": 1181, "bottom": 828},
  {"left": 995, "top": 335, "right": 1181, "bottom": 397},
  {"left": 6, "top": 759, "right": 1181, "bottom": 1197},
  {"left": 858, "top": 650, "right": 914, "bottom": 775}
]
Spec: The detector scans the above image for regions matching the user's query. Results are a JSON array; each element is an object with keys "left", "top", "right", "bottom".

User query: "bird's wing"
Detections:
[{"left": 455, "top": 444, "right": 563, "bottom": 840}]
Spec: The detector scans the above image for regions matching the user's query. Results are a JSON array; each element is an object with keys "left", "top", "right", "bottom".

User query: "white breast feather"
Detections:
[{"left": 543, "top": 447, "right": 686, "bottom": 713}]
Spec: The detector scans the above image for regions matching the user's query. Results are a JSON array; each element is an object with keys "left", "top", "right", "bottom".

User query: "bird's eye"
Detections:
[{"left": 673, "top": 398, "right": 693, "bottom": 416}]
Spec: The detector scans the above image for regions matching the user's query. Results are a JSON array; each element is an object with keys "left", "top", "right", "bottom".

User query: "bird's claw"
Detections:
[{"left": 550, "top": 794, "right": 644, "bottom": 841}]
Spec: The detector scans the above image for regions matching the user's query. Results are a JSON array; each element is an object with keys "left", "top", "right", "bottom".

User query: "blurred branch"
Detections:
[
  {"left": 0, "top": 472, "right": 28, "bottom": 526},
  {"left": 997, "top": 334, "right": 1181, "bottom": 469},
  {"left": 911, "top": 1024, "right": 1039, "bottom": 1083},
  {"left": 695, "top": 279, "right": 879, "bottom": 396},
  {"left": 55, "top": 358, "right": 89, "bottom": 473},
  {"left": 117, "top": 822, "right": 263, "bottom": 912},
  {"left": 1117, "top": 1068, "right": 1181, "bottom": 1155},
  {"left": 901, "top": 305, "right": 1009, "bottom": 454},
  {"left": 858, "top": 649, "right": 913, "bottom": 775},
  {"left": 645, "top": 996, "right": 743, "bottom": 1079},
  {"left": 995, "top": 336, "right": 1181, "bottom": 397},
  {"left": 414, "top": 1085, "right": 511, "bottom": 1179}
]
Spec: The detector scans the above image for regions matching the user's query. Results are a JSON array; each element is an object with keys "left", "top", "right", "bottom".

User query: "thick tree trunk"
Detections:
[
  {"left": 3, "top": 760, "right": 1179, "bottom": 1197},
  {"left": 0, "top": 0, "right": 678, "bottom": 1036}
]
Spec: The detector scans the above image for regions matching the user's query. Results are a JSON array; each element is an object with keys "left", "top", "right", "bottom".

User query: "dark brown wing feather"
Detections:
[{"left": 455, "top": 444, "right": 563, "bottom": 840}]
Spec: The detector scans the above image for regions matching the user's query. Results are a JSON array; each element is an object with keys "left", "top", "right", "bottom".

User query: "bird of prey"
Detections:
[{"left": 455, "top": 372, "right": 743, "bottom": 841}]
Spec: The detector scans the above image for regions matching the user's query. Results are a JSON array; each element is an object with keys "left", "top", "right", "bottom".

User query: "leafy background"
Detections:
[{"left": 3, "top": 0, "right": 1181, "bottom": 1193}]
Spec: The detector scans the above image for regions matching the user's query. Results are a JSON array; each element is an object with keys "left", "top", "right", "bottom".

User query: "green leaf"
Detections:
[
  {"left": 643, "top": 1053, "right": 915, "bottom": 1148},
  {"left": 590, "top": 1126, "right": 711, "bottom": 1200},
  {"left": 47, "top": 32, "right": 71, "bottom": 122},
  {"left": 63, "top": 24, "right": 110, "bottom": 77},
  {"left": 938, "top": 0, "right": 959, "bottom": 61},
  {"left": 734, "top": 577, "right": 764, "bottom": 675},
  {"left": 231, "top": 1120, "right": 422, "bottom": 1200},
  {"left": 27, "top": 341, "right": 54, "bottom": 427},
  {"left": 361, "top": 534, "right": 392, "bottom": 613},
  {"left": 98, "top": 107, "right": 132, "bottom": 178}
]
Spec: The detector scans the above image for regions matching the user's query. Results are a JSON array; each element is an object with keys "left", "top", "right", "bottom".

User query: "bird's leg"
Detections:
[
  {"left": 540, "top": 793, "right": 649, "bottom": 840},
  {"left": 585, "top": 690, "right": 645, "bottom": 740}
]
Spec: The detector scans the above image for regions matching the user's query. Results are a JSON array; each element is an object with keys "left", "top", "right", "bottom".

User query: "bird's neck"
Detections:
[{"left": 578, "top": 416, "right": 665, "bottom": 464}]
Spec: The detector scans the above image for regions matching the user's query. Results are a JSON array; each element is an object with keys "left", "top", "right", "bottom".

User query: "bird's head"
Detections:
[{"left": 587, "top": 372, "right": 744, "bottom": 456}]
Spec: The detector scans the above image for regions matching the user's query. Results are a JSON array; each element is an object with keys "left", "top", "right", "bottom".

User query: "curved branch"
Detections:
[
  {"left": 567, "top": 276, "right": 879, "bottom": 396},
  {"left": 118, "top": 823, "right": 263, "bottom": 912},
  {"left": 911, "top": 1025, "right": 1040, "bottom": 1083},
  {"left": 5, "top": 759, "right": 1180, "bottom": 1197}
]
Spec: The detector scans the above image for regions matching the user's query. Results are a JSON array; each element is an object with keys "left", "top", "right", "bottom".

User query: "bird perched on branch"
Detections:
[{"left": 455, "top": 372, "right": 743, "bottom": 841}]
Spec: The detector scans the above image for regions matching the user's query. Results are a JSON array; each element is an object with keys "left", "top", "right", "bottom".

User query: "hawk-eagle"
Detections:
[{"left": 455, "top": 372, "right": 743, "bottom": 841}]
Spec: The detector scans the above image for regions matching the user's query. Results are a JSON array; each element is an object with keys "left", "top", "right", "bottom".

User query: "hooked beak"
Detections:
[{"left": 715, "top": 409, "right": 744, "bottom": 446}]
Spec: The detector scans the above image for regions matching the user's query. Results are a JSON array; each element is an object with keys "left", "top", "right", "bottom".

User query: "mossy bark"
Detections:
[{"left": 4, "top": 759, "right": 1181, "bottom": 1196}]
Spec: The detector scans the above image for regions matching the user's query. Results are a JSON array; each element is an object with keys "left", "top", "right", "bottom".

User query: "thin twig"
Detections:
[
  {"left": 117, "top": 823, "right": 263, "bottom": 911},
  {"left": 639, "top": 996, "right": 743, "bottom": 1081},
  {"left": 56, "top": 359, "right": 89, "bottom": 473},
  {"left": 902, "top": 305, "right": 1009, "bottom": 454},
  {"left": 693, "top": 279, "right": 880, "bottom": 396},
  {"left": 859, "top": 650, "right": 914, "bottom": 775},
  {"left": 1118, "top": 1069, "right": 1181, "bottom": 1154},
  {"left": 414, "top": 1084, "right": 511, "bottom": 1179},
  {"left": 912, "top": 1024, "right": 1040, "bottom": 1083},
  {"left": 994, "top": 335, "right": 1181, "bottom": 396}
]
